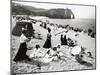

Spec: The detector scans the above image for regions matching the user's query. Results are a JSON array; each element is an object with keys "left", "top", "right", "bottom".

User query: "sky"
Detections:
[{"left": 12, "top": 0, "right": 96, "bottom": 19}]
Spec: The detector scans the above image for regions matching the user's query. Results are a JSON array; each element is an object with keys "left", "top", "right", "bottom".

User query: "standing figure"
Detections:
[
  {"left": 60, "top": 34, "right": 64, "bottom": 45},
  {"left": 44, "top": 23, "right": 47, "bottom": 29},
  {"left": 43, "top": 28, "right": 52, "bottom": 48},
  {"left": 13, "top": 28, "right": 31, "bottom": 62},
  {"left": 63, "top": 35, "right": 67, "bottom": 45}
]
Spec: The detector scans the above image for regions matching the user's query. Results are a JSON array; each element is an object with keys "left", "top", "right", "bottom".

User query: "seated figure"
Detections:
[{"left": 29, "top": 44, "right": 42, "bottom": 58}]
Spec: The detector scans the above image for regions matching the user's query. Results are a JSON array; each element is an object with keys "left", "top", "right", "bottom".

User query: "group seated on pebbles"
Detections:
[{"left": 12, "top": 15, "right": 95, "bottom": 69}]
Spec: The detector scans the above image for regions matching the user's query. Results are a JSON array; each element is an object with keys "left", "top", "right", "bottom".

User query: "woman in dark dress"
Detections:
[
  {"left": 61, "top": 34, "right": 64, "bottom": 45},
  {"left": 13, "top": 28, "right": 31, "bottom": 62},
  {"left": 43, "top": 28, "right": 51, "bottom": 48},
  {"left": 63, "top": 35, "right": 67, "bottom": 45}
]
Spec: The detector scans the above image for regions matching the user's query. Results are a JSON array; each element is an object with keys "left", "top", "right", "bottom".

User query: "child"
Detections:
[
  {"left": 34, "top": 49, "right": 55, "bottom": 63},
  {"left": 29, "top": 44, "right": 42, "bottom": 58},
  {"left": 56, "top": 45, "right": 64, "bottom": 57},
  {"left": 51, "top": 47, "right": 64, "bottom": 61},
  {"left": 42, "top": 50, "right": 54, "bottom": 63}
]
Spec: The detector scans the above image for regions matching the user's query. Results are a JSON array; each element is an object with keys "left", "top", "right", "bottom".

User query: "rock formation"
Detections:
[{"left": 12, "top": 2, "right": 75, "bottom": 19}]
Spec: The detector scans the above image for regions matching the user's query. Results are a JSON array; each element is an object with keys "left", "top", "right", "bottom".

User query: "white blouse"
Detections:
[
  {"left": 20, "top": 34, "right": 27, "bottom": 43},
  {"left": 30, "top": 48, "right": 41, "bottom": 58}
]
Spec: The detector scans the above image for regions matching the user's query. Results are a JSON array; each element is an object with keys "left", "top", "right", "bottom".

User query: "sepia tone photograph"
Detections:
[{"left": 11, "top": 0, "right": 96, "bottom": 74}]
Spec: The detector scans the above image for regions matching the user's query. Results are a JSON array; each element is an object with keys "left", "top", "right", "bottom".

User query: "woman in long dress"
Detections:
[
  {"left": 13, "top": 28, "right": 31, "bottom": 62},
  {"left": 43, "top": 28, "right": 51, "bottom": 48},
  {"left": 60, "top": 34, "right": 64, "bottom": 45},
  {"left": 63, "top": 35, "right": 67, "bottom": 45}
]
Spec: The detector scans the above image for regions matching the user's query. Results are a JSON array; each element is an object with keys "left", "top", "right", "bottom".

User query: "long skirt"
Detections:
[
  {"left": 13, "top": 42, "right": 29, "bottom": 62},
  {"left": 43, "top": 38, "right": 51, "bottom": 48}
]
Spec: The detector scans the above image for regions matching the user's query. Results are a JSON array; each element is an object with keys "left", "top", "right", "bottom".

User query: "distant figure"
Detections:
[
  {"left": 88, "top": 29, "right": 92, "bottom": 36},
  {"left": 91, "top": 32, "right": 96, "bottom": 38},
  {"left": 67, "top": 38, "right": 75, "bottom": 47},
  {"left": 87, "top": 52, "right": 93, "bottom": 59},
  {"left": 13, "top": 28, "right": 31, "bottom": 62},
  {"left": 43, "top": 28, "right": 52, "bottom": 48},
  {"left": 63, "top": 35, "right": 67, "bottom": 45},
  {"left": 61, "top": 34, "right": 64, "bottom": 45},
  {"left": 44, "top": 23, "right": 47, "bottom": 29}
]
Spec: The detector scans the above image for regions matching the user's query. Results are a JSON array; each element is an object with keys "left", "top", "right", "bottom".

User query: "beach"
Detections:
[{"left": 11, "top": 16, "right": 96, "bottom": 73}]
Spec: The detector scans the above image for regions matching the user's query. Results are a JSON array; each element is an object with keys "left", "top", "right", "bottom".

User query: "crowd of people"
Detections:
[
  {"left": 13, "top": 15, "right": 95, "bottom": 38},
  {"left": 13, "top": 16, "right": 94, "bottom": 69}
]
